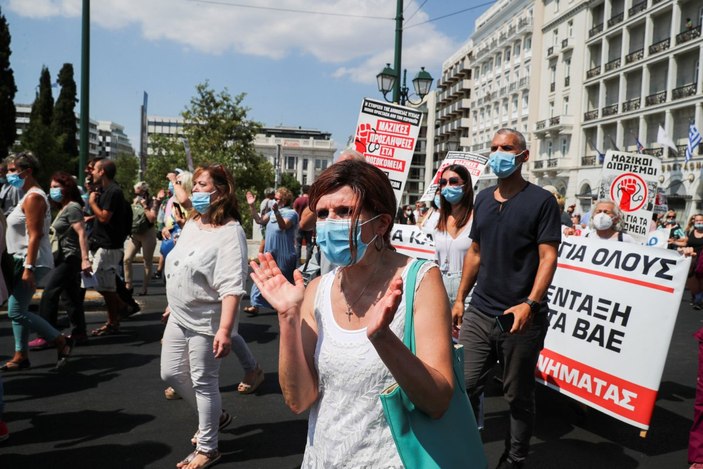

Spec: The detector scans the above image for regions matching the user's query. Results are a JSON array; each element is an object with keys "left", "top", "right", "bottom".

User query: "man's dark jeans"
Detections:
[
  {"left": 296, "top": 230, "right": 314, "bottom": 264},
  {"left": 459, "top": 305, "right": 549, "bottom": 462}
]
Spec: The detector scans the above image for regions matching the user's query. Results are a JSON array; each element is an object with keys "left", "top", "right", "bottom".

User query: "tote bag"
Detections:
[{"left": 380, "top": 259, "right": 487, "bottom": 469}]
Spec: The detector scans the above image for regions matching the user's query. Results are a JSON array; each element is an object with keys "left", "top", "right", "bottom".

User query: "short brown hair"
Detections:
[{"left": 309, "top": 160, "right": 396, "bottom": 262}]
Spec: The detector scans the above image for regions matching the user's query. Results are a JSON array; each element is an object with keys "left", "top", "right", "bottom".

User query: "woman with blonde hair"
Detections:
[{"left": 244, "top": 186, "right": 299, "bottom": 315}]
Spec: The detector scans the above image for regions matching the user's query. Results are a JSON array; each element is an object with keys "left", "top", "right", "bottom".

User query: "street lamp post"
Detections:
[{"left": 376, "top": 0, "right": 434, "bottom": 106}]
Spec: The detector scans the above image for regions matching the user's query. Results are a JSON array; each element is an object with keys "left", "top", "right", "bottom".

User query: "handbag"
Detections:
[{"left": 380, "top": 259, "right": 487, "bottom": 469}]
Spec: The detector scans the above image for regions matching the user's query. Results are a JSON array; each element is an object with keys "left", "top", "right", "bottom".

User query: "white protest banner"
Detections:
[
  {"left": 419, "top": 151, "right": 489, "bottom": 202},
  {"left": 389, "top": 224, "right": 435, "bottom": 261},
  {"left": 354, "top": 98, "right": 423, "bottom": 205},
  {"left": 535, "top": 236, "right": 689, "bottom": 430},
  {"left": 645, "top": 228, "right": 670, "bottom": 249},
  {"left": 599, "top": 150, "right": 661, "bottom": 243}
]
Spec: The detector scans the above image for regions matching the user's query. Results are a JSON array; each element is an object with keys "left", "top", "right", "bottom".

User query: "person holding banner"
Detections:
[
  {"left": 249, "top": 160, "right": 457, "bottom": 468},
  {"left": 453, "top": 128, "right": 561, "bottom": 469},
  {"left": 433, "top": 164, "right": 474, "bottom": 337},
  {"left": 686, "top": 214, "right": 703, "bottom": 309}
]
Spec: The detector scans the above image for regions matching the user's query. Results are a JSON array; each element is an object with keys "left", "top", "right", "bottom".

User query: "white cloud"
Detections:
[{"left": 7, "top": 0, "right": 460, "bottom": 85}]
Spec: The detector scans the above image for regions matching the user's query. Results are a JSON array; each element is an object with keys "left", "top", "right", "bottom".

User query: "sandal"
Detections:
[
  {"left": 237, "top": 367, "right": 264, "bottom": 395},
  {"left": 90, "top": 323, "right": 120, "bottom": 337},
  {"left": 243, "top": 306, "right": 259, "bottom": 315},
  {"left": 55, "top": 337, "right": 75, "bottom": 370},
  {"left": 164, "top": 386, "right": 182, "bottom": 400},
  {"left": 0, "top": 359, "right": 30, "bottom": 372},
  {"left": 177, "top": 448, "right": 221, "bottom": 469},
  {"left": 191, "top": 410, "right": 233, "bottom": 446}
]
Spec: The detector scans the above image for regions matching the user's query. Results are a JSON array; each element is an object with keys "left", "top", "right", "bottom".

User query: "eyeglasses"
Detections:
[{"left": 439, "top": 177, "right": 463, "bottom": 187}]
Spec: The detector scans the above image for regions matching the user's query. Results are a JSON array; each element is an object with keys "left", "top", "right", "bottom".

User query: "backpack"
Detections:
[{"left": 131, "top": 202, "right": 152, "bottom": 235}]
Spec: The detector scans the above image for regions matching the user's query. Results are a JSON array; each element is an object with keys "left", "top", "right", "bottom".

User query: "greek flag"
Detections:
[{"left": 687, "top": 123, "right": 702, "bottom": 162}]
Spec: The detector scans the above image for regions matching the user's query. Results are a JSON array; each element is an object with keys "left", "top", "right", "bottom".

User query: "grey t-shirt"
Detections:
[{"left": 52, "top": 201, "right": 84, "bottom": 259}]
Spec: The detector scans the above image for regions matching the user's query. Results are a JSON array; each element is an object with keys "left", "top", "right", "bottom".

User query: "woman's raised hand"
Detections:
[
  {"left": 250, "top": 252, "right": 305, "bottom": 318},
  {"left": 366, "top": 276, "right": 403, "bottom": 342},
  {"left": 246, "top": 191, "right": 257, "bottom": 206}
]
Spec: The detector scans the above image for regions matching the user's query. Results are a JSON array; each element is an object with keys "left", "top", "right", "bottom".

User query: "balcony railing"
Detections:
[
  {"left": 536, "top": 120, "right": 547, "bottom": 130},
  {"left": 584, "top": 109, "right": 599, "bottom": 121},
  {"left": 625, "top": 48, "right": 644, "bottom": 64},
  {"left": 645, "top": 90, "right": 667, "bottom": 106},
  {"left": 509, "top": 82, "right": 517, "bottom": 92},
  {"left": 676, "top": 25, "right": 702, "bottom": 45},
  {"left": 607, "top": 12, "right": 624, "bottom": 27},
  {"left": 602, "top": 104, "right": 619, "bottom": 116},
  {"left": 547, "top": 158, "right": 558, "bottom": 168},
  {"left": 677, "top": 144, "right": 691, "bottom": 156},
  {"left": 564, "top": 76, "right": 570, "bottom": 87},
  {"left": 643, "top": 147, "right": 664, "bottom": 157},
  {"left": 649, "top": 37, "right": 671, "bottom": 55},
  {"left": 622, "top": 97, "right": 641, "bottom": 112},
  {"left": 581, "top": 155, "right": 597, "bottom": 166},
  {"left": 672, "top": 82, "right": 697, "bottom": 100},
  {"left": 547, "top": 46, "right": 554, "bottom": 56},
  {"left": 604, "top": 58, "right": 621, "bottom": 72},
  {"left": 562, "top": 38, "right": 572, "bottom": 50},
  {"left": 589, "top": 23, "right": 604, "bottom": 38},
  {"left": 549, "top": 116, "right": 561, "bottom": 126},
  {"left": 628, "top": 0, "right": 647, "bottom": 16},
  {"left": 586, "top": 65, "right": 602, "bottom": 79},
  {"left": 550, "top": 82, "right": 556, "bottom": 92},
  {"left": 534, "top": 160, "right": 544, "bottom": 169},
  {"left": 519, "top": 77, "right": 529, "bottom": 88}
]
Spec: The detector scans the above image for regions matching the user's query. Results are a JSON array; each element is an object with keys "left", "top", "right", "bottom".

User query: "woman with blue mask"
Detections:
[
  {"left": 2, "top": 152, "right": 74, "bottom": 371},
  {"left": 244, "top": 186, "right": 299, "bottom": 316},
  {"left": 433, "top": 164, "right": 474, "bottom": 340},
  {"left": 160, "top": 164, "right": 248, "bottom": 469},
  {"left": 249, "top": 160, "right": 455, "bottom": 468},
  {"left": 28, "top": 171, "right": 93, "bottom": 348}
]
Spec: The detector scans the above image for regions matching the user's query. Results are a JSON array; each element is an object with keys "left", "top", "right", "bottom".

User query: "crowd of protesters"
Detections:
[{"left": 1, "top": 136, "right": 702, "bottom": 469}]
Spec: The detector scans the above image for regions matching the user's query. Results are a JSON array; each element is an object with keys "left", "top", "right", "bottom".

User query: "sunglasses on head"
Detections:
[{"left": 439, "top": 177, "right": 463, "bottom": 187}]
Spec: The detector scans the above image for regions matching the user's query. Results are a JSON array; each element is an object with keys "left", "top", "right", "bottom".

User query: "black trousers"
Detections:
[{"left": 38, "top": 255, "right": 86, "bottom": 336}]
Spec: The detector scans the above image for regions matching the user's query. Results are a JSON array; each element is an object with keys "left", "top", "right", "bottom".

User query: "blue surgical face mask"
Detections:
[
  {"left": 192, "top": 190, "right": 216, "bottom": 214},
  {"left": 441, "top": 185, "right": 464, "bottom": 204},
  {"left": 168, "top": 182, "right": 175, "bottom": 194},
  {"left": 695, "top": 223, "right": 703, "bottom": 231},
  {"left": 49, "top": 187, "right": 63, "bottom": 202},
  {"left": 7, "top": 172, "right": 24, "bottom": 189},
  {"left": 316, "top": 214, "right": 381, "bottom": 266},
  {"left": 488, "top": 150, "right": 525, "bottom": 179},
  {"left": 433, "top": 195, "right": 441, "bottom": 208}
]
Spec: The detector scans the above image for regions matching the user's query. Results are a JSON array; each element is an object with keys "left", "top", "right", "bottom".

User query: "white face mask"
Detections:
[{"left": 593, "top": 212, "right": 614, "bottom": 230}]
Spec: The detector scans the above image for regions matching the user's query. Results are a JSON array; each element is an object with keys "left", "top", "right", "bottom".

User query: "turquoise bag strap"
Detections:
[{"left": 402, "top": 259, "right": 427, "bottom": 354}]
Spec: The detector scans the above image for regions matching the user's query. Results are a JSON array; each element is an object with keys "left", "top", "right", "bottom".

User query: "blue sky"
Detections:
[{"left": 2, "top": 0, "right": 491, "bottom": 153}]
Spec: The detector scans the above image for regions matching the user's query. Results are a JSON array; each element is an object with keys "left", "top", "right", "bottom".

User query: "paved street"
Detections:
[{"left": 0, "top": 249, "right": 699, "bottom": 468}]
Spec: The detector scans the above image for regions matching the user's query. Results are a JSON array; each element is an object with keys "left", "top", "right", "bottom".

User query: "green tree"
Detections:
[
  {"left": 30, "top": 66, "right": 54, "bottom": 127},
  {"left": 115, "top": 152, "right": 139, "bottom": 198},
  {"left": 280, "top": 172, "right": 301, "bottom": 197},
  {"left": 0, "top": 7, "right": 17, "bottom": 159},
  {"left": 144, "top": 133, "right": 186, "bottom": 197},
  {"left": 52, "top": 63, "right": 78, "bottom": 170}
]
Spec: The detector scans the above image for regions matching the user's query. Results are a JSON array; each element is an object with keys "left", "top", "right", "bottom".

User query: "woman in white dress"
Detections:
[{"left": 250, "top": 160, "right": 454, "bottom": 467}]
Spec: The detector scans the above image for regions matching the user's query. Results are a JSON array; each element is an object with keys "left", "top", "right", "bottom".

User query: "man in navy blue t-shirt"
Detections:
[{"left": 453, "top": 128, "right": 561, "bottom": 469}]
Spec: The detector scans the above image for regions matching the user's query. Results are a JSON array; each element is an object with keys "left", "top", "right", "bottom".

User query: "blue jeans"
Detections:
[
  {"left": 459, "top": 305, "right": 548, "bottom": 462},
  {"left": 8, "top": 262, "right": 56, "bottom": 352}
]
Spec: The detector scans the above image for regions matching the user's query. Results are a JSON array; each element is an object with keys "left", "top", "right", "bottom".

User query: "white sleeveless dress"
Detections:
[{"left": 301, "top": 261, "right": 434, "bottom": 469}]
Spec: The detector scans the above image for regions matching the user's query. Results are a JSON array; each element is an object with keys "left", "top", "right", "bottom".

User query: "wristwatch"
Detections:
[
  {"left": 24, "top": 264, "right": 36, "bottom": 272},
  {"left": 523, "top": 298, "right": 540, "bottom": 314}
]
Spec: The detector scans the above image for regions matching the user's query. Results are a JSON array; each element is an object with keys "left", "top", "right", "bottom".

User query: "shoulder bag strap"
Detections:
[{"left": 402, "top": 259, "right": 428, "bottom": 354}]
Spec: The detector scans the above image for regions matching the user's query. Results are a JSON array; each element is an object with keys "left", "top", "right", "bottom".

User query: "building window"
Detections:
[
  {"left": 303, "top": 158, "right": 308, "bottom": 170},
  {"left": 568, "top": 20, "right": 573, "bottom": 37},
  {"left": 553, "top": 29, "right": 559, "bottom": 46},
  {"left": 315, "top": 159, "right": 323, "bottom": 169},
  {"left": 286, "top": 156, "right": 296, "bottom": 170},
  {"left": 505, "top": 48, "right": 511, "bottom": 62},
  {"left": 561, "top": 138, "right": 568, "bottom": 156},
  {"left": 554, "top": 0, "right": 560, "bottom": 13},
  {"left": 514, "top": 42, "right": 521, "bottom": 57},
  {"left": 547, "top": 141, "right": 553, "bottom": 158},
  {"left": 549, "top": 101, "right": 555, "bottom": 117},
  {"left": 525, "top": 36, "right": 532, "bottom": 51}
]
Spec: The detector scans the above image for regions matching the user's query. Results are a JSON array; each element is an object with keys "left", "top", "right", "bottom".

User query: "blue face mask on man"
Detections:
[
  {"left": 6, "top": 171, "right": 24, "bottom": 189},
  {"left": 168, "top": 182, "right": 175, "bottom": 194},
  {"left": 488, "top": 150, "right": 525, "bottom": 179},
  {"left": 441, "top": 185, "right": 464, "bottom": 204},
  {"left": 192, "top": 190, "right": 216, "bottom": 214},
  {"left": 316, "top": 214, "right": 381, "bottom": 266}
]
